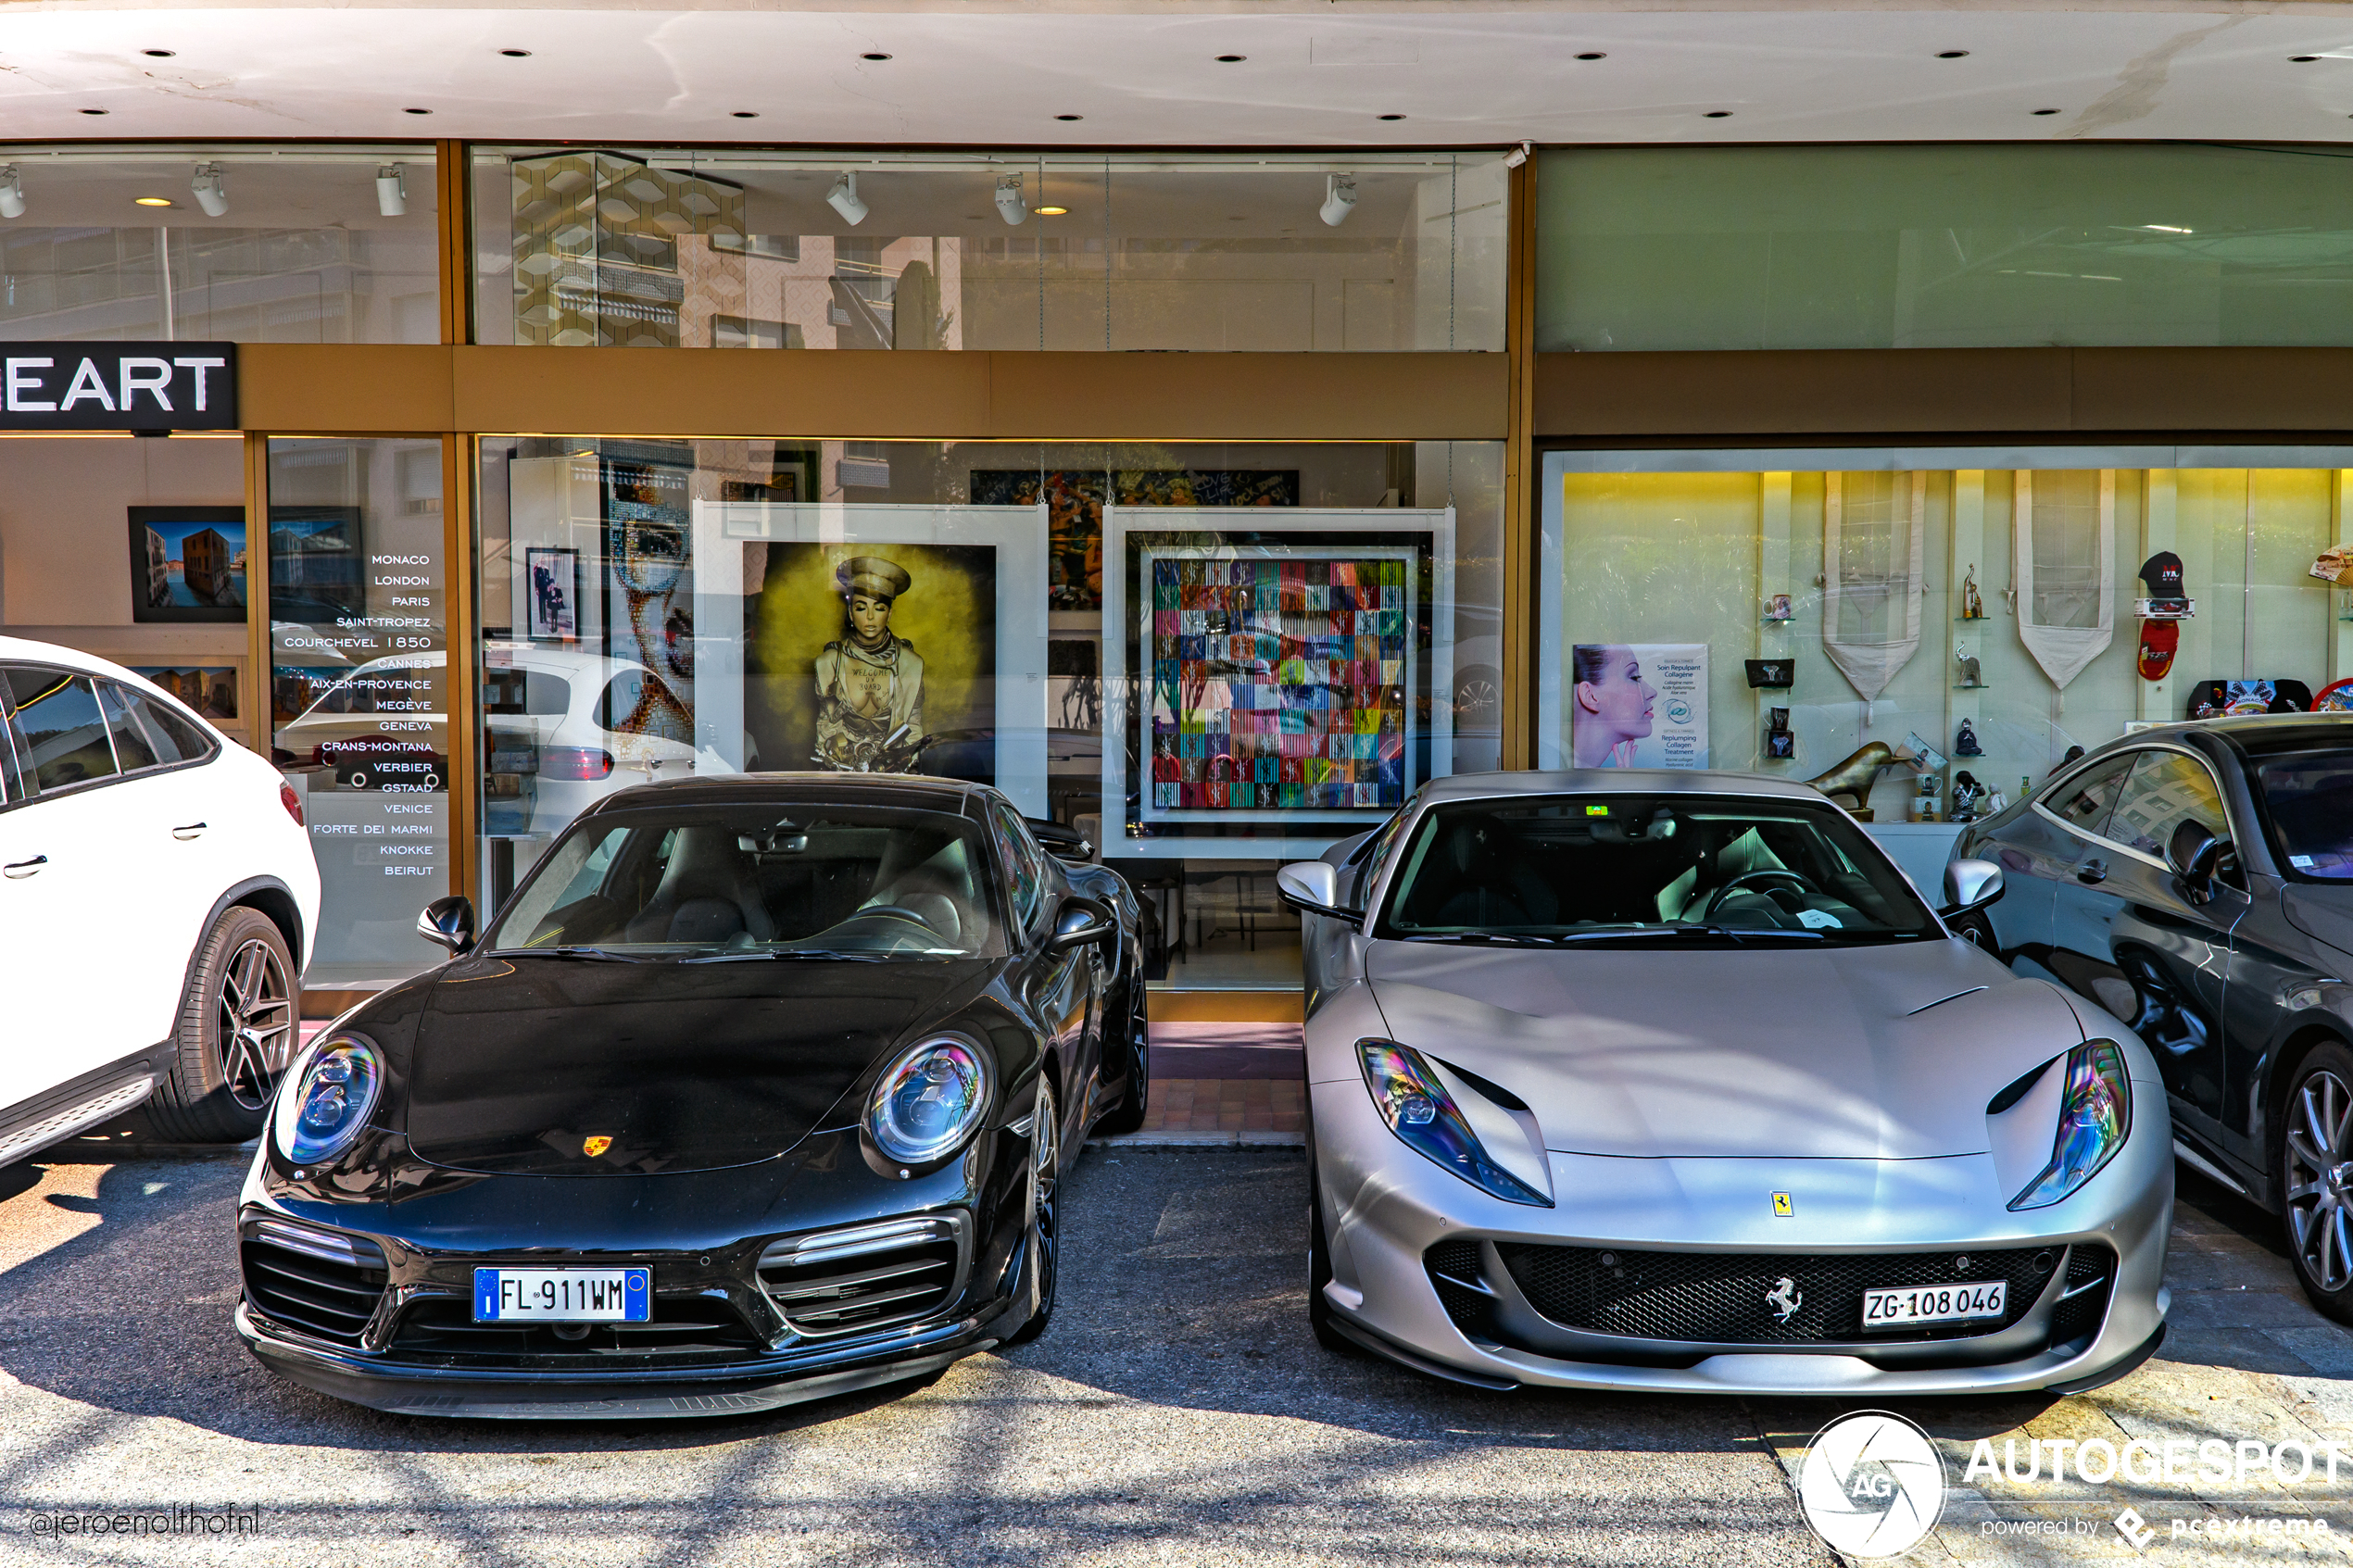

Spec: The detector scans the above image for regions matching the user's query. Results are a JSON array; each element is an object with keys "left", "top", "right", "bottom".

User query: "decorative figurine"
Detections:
[
  {"left": 1960, "top": 566, "right": 1985, "bottom": 621},
  {"left": 1956, "top": 643, "right": 1982, "bottom": 689},
  {"left": 1950, "top": 770, "right": 1985, "bottom": 822},
  {"left": 1954, "top": 717, "right": 1983, "bottom": 757}
]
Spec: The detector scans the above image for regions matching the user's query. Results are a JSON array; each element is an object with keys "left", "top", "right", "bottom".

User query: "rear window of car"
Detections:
[
  {"left": 2259, "top": 752, "right": 2353, "bottom": 880},
  {"left": 6, "top": 668, "right": 120, "bottom": 793}
]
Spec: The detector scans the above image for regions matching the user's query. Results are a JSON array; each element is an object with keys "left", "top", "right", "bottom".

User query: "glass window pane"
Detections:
[
  {"left": 97, "top": 681, "right": 161, "bottom": 771},
  {"left": 269, "top": 438, "right": 449, "bottom": 985},
  {"left": 0, "top": 146, "right": 439, "bottom": 344},
  {"left": 122, "top": 687, "right": 214, "bottom": 764},
  {"left": 2107, "top": 751, "right": 2227, "bottom": 859},
  {"left": 7, "top": 670, "right": 119, "bottom": 790},
  {"left": 473, "top": 149, "right": 1504, "bottom": 352},
  {"left": 1541, "top": 144, "right": 2353, "bottom": 352},
  {"left": 2049, "top": 756, "right": 2135, "bottom": 835}
]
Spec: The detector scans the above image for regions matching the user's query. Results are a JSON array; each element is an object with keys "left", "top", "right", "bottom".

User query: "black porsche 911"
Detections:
[{"left": 234, "top": 774, "right": 1149, "bottom": 1418}]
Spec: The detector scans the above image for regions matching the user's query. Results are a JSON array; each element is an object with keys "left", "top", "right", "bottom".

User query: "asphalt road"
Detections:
[{"left": 2, "top": 1144, "right": 2351, "bottom": 1566}]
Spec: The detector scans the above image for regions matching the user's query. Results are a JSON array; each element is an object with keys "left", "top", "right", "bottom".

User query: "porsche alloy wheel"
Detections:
[
  {"left": 1008, "top": 1080, "right": 1060, "bottom": 1345},
  {"left": 2284, "top": 1047, "right": 2353, "bottom": 1321},
  {"left": 145, "top": 908, "right": 298, "bottom": 1143}
]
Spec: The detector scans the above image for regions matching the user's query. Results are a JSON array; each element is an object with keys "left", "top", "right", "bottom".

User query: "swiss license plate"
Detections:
[
  {"left": 472, "top": 1267, "right": 650, "bottom": 1323},
  {"left": 1862, "top": 1279, "right": 2006, "bottom": 1329}
]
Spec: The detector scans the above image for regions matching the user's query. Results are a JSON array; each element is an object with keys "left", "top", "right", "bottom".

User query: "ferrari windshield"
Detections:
[
  {"left": 1378, "top": 794, "right": 1942, "bottom": 944},
  {"left": 485, "top": 803, "right": 1000, "bottom": 958},
  {"left": 2259, "top": 752, "right": 2353, "bottom": 880}
]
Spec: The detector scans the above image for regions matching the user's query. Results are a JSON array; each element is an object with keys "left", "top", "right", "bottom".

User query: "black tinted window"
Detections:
[
  {"left": 2260, "top": 753, "right": 2353, "bottom": 880},
  {"left": 2046, "top": 755, "right": 2134, "bottom": 835},
  {"left": 135, "top": 692, "right": 217, "bottom": 764},
  {"left": 97, "top": 682, "right": 161, "bottom": 771},
  {"left": 5, "top": 668, "right": 119, "bottom": 791}
]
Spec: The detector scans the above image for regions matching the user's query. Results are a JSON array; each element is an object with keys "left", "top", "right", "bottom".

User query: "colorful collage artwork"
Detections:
[{"left": 1148, "top": 553, "right": 1413, "bottom": 814}]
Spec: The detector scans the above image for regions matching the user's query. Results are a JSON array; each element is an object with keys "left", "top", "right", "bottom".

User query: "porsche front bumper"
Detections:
[{"left": 1312, "top": 1073, "right": 2175, "bottom": 1397}]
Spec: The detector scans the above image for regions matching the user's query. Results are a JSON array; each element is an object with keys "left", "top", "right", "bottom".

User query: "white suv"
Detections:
[{"left": 0, "top": 637, "right": 321, "bottom": 1161}]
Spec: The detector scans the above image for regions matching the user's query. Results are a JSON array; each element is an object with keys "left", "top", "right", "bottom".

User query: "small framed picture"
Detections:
[
  {"left": 129, "top": 507, "right": 247, "bottom": 624},
  {"left": 524, "top": 546, "right": 579, "bottom": 643}
]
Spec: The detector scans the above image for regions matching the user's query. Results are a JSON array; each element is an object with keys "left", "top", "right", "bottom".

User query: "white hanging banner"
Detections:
[
  {"left": 1821, "top": 470, "right": 1926, "bottom": 717},
  {"left": 2013, "top": 470, "right": 2115, "bottom": 711}
]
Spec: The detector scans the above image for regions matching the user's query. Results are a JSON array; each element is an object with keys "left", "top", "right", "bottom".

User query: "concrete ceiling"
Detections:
[{"left": 10, "top": 6, "right": 2353, "bottom": 147}]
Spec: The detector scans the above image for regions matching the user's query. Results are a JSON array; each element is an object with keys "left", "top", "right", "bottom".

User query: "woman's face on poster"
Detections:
[
  {"left": 848, "top": 592, "right": 893, "bottom": 644},
  {"left": 1579, "top": 646, "right": 1655, "bottom": 741}
]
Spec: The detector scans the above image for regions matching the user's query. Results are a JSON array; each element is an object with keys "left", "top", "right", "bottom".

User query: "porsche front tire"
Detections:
[
  {"left": 1008, "top": 1081, "right": 1061, "bottom": 1346},
  {"left": 1094, "top": 998, "right": 1150, "bottom": 1136}
]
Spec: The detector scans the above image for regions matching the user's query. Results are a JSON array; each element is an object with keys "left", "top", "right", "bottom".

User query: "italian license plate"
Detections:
[
  {"left": 473, "top": 1267, "right": 650, "bottom": 1323},
  {"left": 1862, "top": 1280, "right": 2006, "bottom": 1329}
]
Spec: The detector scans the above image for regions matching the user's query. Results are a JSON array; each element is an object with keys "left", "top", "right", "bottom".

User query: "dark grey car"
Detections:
[{"left": 1956, "top": 716, "right": 2353, "bottom": 1319}]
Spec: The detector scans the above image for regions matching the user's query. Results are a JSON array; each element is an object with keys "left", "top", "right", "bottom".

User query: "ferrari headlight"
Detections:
[
  {"left": 867, "top": 1036, "right": 994, "bottom": 1165},
  {"left": 271, "top": 1035, "right": 384, "bottom": 1166},
  {"left": 2008, "top": 1039, "right": 2132, "bottom": 1210},
  {"left": 1359, "top": 1039, "right": 1550, "bottom": 1207}
]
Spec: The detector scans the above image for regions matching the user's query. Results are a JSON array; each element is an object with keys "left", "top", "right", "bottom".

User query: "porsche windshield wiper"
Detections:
[
  {"left": 518, "top": 946, "right": 655, "bottom": 962},
  {"left": 679, "top": 947, "right": 890, "bottom": 963}
]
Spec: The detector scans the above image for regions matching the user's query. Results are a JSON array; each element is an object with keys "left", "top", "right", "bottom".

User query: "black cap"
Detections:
[{"left": 2140, "top": 551, "right": 2183, "bottom": 594}]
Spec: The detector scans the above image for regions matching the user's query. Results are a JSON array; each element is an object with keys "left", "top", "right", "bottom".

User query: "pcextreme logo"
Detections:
[{"left": 1795, "top": 1411, "right": 1947, "bottom": 1559}]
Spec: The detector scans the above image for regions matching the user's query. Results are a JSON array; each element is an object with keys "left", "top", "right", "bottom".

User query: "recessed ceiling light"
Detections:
[
  {"left": 134, "top": 196, "right": 172, "bottom": 207},
  {"left": 499, "top": 48, "right": 531, "bottom": 57},
  {"left": 1576, "top": 52, "right": 1605, "bottom": 61},
  {"left": 1938, "top": 50, "right": 1970, "bottom": 59},
  {"left": 1216, "top": 55, "right": 1245, "bottom": 63},
  {"left": 1035, "top": 205, "right": 1069, "bottom": 216},
  {"left": 862, "top": 52, "right": 891, "bottom": 61},
  {"left": 2032, "top": 107, "right": 2060, "bottom": 115},
  {"left": 732, "top": 111, "right": 758, "bottom": 119},
  {"left": 1705, "top": 110, "right": 1732, "bottom": 118},
  {"left": 1055, "top": 114, "right": 1082, "bottom": 121},
  {"left": 1378, "top": 113, "right": 1405, "bottom": 121},
  {"left": 80, "top": 108, "right": 109, "bottom": 116},
  {"left": 403, "top": 107, "right": 431, "bottom": 115},
  {"left": 142, "top": 49, "right": 176, "bottom": 58},
  {"left": 2293, "top": 56, "right": 2321, "bottom": 63}
]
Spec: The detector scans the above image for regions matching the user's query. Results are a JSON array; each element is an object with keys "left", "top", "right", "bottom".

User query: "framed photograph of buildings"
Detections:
[
  {"left": 1103, "top": 506, "right": 1455, "bottom": 860},
  {"left": 127, "top": 506, "right": 246, "bottom": 623},
  {"left": 523, "top": 546, "right": 580, "bottom": 643},
  {"left": 692, "top": 501, "right": 1051, "bottom": 817}
]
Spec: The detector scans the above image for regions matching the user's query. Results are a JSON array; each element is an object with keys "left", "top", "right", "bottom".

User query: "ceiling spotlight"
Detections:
[
  {"left": 1938, "top": 49, "right": 1970, "bottom": 59},
  {"left": 143, "top": 48, "right": 176, "bottom": 58},
  {"left": 1216, "top": 55, "right": 1245, "bottom": 63},
  {"left": 376, "top": 162, "right": 408, "bottom": 218},
  {"left": 0, "top": 167, "right": 22, "bottom": 220},
  {"left": 191, "top": 161, "right": 228, "bottom": 217},
  {"left": 1704, "top": 110, "right": 1732, "bottom": 118},
  {"left": 402, "top": 107, "right": 431, "bottom": 115},
  {"left": 1503, "top": 141, "right": 1532, "bottom": 169},
  {"left": 1319, "top": 173, "right": 1357, "bottom": 228},
  {"left": 826, "top": 172, "right": 869, "bottom": 226},
  {"left": 994, "top": 174, "right": 1028, "bottom": 226},
  {"left": 2032, "top": 107, "right": 2060, "bottom": 116},
  {"left": 1055, "top": 113, "right": 1083, "bottom": 121},
  {"left": 1378, "top": 113, "right": 1405, "bottom": 121},
  {"left": 862, "top": 52, "right": 892, "bottom": 61},
  {"left": 2293, "top": 55, "right": 2321, "bottom": 63},
  {"left": 80, "top": 108, "right": 109, "bottom": 116},
  {"left": 135, "top": 196, "right": 172, "bottom": 207},
  {"left": 499, "top": 48, "right": 531, "bottom": 57},
  {"left": 1576, "top": 52, "right": 1606, "bottom": 61},
  {"left": 732, "top": 111, "right": 758, "bottom": 119},
  {"left": 1035, "top": 205, "right": 1069, "bottom": 217}
]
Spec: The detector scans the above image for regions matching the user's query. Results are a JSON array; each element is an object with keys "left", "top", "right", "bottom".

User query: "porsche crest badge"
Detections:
[{"left": 583, "top": 1135, "right": 613, "bottom": 1159}]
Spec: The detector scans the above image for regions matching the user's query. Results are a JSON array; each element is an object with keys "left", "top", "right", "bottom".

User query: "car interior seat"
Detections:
[{"left": 624, "top": 827, "right": 779, "bottom": 944}]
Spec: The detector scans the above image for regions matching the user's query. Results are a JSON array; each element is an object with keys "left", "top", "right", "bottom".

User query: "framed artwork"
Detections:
[
  {"left": 128, "top": 506, "right": 246, "bottom": 624},
  {"left": 130, "top": 664, "right": 241, "bottom": 723},
  {"left": 1570, "top": 644, "right": 1709, "bottom": 768},
  {"left": 971, "top": 470, "right": 1298, "bottom": 612},
  {"left": 1103, "top": 506, "right": 1454, "bottom": 860},
  {"left": 265, "top": 506, "right": 365, "bottom": 623},
  {"left": 524, "top": 546, "right": 580, "bottom": 642},
  {"left": 693, "top": 501, "right": 1051, "bottom": 816}
]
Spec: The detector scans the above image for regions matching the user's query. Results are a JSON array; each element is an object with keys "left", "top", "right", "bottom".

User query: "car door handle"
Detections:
[
  {"left": 171, "top": 822, "right": 208, "bottom": 840},
  {"left": 4, "top": 855, "right": 46, "bottom": 879},
  {"left": 2076, "top": 859, "right": 2108, "bottom": 884}
]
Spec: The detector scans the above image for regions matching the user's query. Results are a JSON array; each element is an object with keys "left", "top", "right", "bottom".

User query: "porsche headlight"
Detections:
[
  {"left": 2008, "top": 1039, "right": 2132, "bottom": 1210},
  {"left": 1359, "top": 1039, "right": 1550, "bottom": 1207},
  {"left": 867, "top": 1036, "right": 994, "bottom": 1166},
  {"left": 271, "top": 1035, "right": 384, "bottom": 1166}
]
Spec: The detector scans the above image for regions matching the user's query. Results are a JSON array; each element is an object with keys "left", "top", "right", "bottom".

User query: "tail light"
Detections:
[
  {"left": 279, "top": 780, "right": 305, "bottom": 826},
  {"left": 540, "top": 746, "right": 614, "bottom": 782}
]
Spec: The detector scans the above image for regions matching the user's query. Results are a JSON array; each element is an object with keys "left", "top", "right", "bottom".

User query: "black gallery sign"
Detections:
[{"left": 0, "top": 342, "right": 238, "bottom": 432}]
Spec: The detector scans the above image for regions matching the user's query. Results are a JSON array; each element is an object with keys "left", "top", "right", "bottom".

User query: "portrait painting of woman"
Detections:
[{"left": 813, "top": 555, "right": 926, "bottom": 771}]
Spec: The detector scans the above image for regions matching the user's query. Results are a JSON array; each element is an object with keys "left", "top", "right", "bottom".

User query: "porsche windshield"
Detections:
[
  {"left": 485, "top": 804, "right": 1000, "bottom": 959},
  {"left": 1378, "top": 794, "right": 1942, "bottom": 944}
]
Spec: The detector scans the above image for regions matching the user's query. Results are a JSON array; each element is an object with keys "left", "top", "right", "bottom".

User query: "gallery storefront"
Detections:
[{"left": 3, "top": 137, "right": 2349, "bottom": 1013}]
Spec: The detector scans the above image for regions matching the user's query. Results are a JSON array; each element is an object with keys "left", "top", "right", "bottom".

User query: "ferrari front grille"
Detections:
[
  {"left": 2048, "top": 1243, "right": 2117, "bottom": 1348},
  {"left": 758, "top": 1214, "right": 968, "bottom": 1338},
  {"left": 241, "top": 1219, "right": 388, "bottom": 1349},
  {"left": 1495, "top": 1242, "right": 2063, "bottom": 1346}
]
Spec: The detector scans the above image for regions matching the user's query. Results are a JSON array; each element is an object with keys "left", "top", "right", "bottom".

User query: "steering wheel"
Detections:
[{"left": 1700, "top": 869, "right": 1817, "bottom": 919}]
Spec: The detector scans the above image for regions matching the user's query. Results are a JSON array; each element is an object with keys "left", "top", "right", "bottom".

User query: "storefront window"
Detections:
[
  {"left": 472, "top": 149, "right": 1504, "bottom": 352},
  {"left": 0, "top": 145, "right": 440, "bottom": 343},
  {"left": 1538, "top": 448, "right": 2353, "bottom": 888},
  {"left": 475, "top": 436, "right": 1504, "bottom": 989},
  {"left": 1539, "top": 144, "right": 2353, "bottom": 351},
  {"left": 267, "top": 437, "right": 451, "bottom": 986}
]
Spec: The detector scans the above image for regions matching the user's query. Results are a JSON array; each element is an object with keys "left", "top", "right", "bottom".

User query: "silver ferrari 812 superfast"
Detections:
[{"left": 1278, "top": 771, "right": 2171, "bottom": 1397}]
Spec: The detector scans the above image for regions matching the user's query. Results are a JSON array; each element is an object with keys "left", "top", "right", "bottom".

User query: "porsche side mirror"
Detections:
[
  {"left": 1049, "top": 898, "right": 1115, "bottom": 953},
  {"left": 1942, "top": 858, "right": 2005, "bottom": 917},
  {"left": 418, "top": 894, "right": 476, "bottom": 955},
  {"left": 1277, "top": 860, "right": 1362, "bottom": 923},
  {"left": 2167, "top": 821, "right": 2230, "bottom": 904}
]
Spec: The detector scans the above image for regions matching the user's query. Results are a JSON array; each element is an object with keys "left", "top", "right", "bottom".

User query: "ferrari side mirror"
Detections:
[
  {"left": 2167, "top": 821, "right": 2231, "bottom": 903},
  {"left": 1277, "top": 860, "right": 1363, "bottom": 923},
  {"left": 1049, "top": 897, "right": 1115, "bottom": 953},
  {"left": 418, "top": 894, "right": 477, "bottom": 955},
  {"left": 1942, "top": 858, "right": 2005, "bottom": 917}
]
